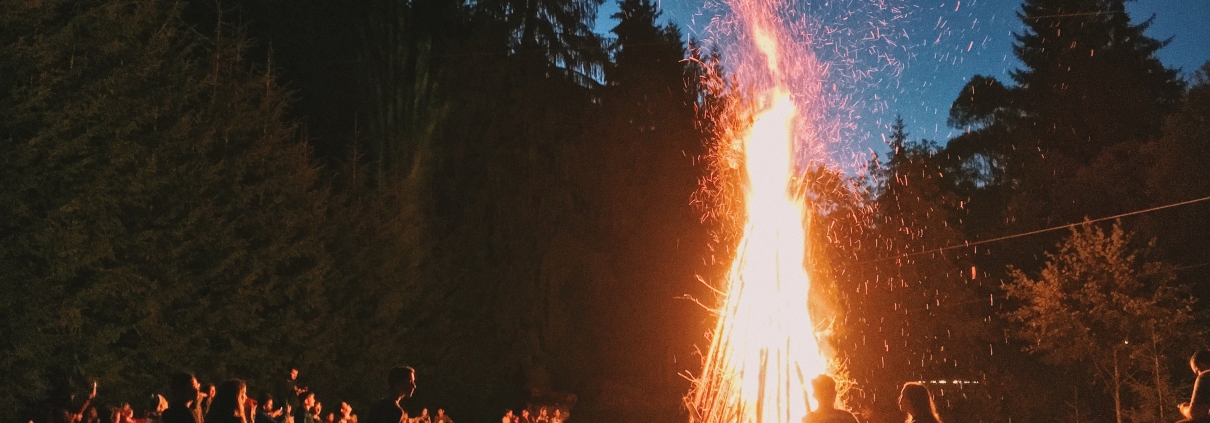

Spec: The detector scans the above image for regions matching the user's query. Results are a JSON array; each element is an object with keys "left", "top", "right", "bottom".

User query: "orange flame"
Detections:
[{"left": 690, "top": 16, "right": 831, "bottom": 423}]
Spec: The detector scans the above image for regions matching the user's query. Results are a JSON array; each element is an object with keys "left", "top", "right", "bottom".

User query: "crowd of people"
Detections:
[
  {"left": 48, "top": 367, "right": 455, "bottom": 423},
  {"left": 499, "top": 406, "right": 566, "bottom": 423},
  {"left": 45, "top": 349, "right": 1210, "bottom": 423},
  {"left": 806, "top": 349, "right": 1210, "bottom": 423}
]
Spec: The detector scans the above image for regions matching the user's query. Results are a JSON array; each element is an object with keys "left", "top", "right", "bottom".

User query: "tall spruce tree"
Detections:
[
  {"left": 945, "top": 0, "right": 1183, "bottom": 243},
  {"left": 935, "top": 3, "right": 1195, "bottom": 421}
]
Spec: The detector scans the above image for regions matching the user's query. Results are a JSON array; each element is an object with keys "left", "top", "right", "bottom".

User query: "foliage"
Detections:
[
  {"left": 6, "top": 0, "right": 1210, "bottom": 422},
  {"left": 0, "top": 0, "right": 333, "bottom": 419},
  {"left": 1004, "top": 222, "right": 1199, "bottom": 423},
  {"left": 944, "top": 0, "right": 1183, "bottom": 246},
  {"left": 929, "top": 3, "right": 1207, "bottom": 419},
  {"left": 826, "top": 119, "right": 1018, "bottom": 423}
]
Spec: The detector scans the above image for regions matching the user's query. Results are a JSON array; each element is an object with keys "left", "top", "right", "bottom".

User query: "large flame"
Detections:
[{"left": 689, "top": 21, "right": 830, "bottom": 423}]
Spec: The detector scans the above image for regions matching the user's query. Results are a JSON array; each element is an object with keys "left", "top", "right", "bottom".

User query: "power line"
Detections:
[
  {"left": 1028, "top": 11, "right": 1119, "bottom": 20},
  {"left": 869, "top": 194, "right": 1210, "bottom": 263}
]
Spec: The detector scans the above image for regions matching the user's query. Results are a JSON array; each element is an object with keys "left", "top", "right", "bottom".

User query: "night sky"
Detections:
[{"left": 597, "top": 0, "right": 1210, "bottom": 169}]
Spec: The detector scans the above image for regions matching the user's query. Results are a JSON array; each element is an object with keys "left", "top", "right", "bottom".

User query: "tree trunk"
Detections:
[
  {"left": 1153, "top": 326, "right": 1166, "bottom": 423},
  {"left": 1115, "top": 347, "right": 1123, "bottom": 423}
]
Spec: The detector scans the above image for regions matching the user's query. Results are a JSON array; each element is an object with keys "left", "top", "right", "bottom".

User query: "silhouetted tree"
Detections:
[
  {"left": 945, "top": 0, "right": 1183, "bottom": 246},
  {"left": 0, "top": 0, "right": 333, "bottom": 419}
]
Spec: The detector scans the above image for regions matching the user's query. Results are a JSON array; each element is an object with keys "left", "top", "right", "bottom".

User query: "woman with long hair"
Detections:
[
  {"left": 206, "top": 380, "right": 249, "bottom": 423},
  {"left": 898, "top": 383, "right": 942, "bottom": 423}
]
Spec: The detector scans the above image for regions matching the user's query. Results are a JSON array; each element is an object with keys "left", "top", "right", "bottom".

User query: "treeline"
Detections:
[
  {"left": 808, "top": 1, "right": 1210, "bottom": 422},
  {"left": 0, "top": 0, "right": 721, "bottom": 422},
  {"left": 5, "top": 0, "right": 1210, "bottom": 422}
]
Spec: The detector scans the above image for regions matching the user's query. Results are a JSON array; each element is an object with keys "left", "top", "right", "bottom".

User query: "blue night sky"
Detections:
[{"left": 596, "top": 0, "right": 1210, "bottom": 168}]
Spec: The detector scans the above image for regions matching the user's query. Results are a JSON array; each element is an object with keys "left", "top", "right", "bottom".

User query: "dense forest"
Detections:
[{"left": 1, "top": 0, "right": 1208, "bottom": 422}]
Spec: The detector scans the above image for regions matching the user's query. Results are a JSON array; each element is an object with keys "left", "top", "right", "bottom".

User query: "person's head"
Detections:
[
  {"left": 259, "top": 394, "right": 275, "bottom": 411},
  {"left": 811, "top": 375, "right": 839, "bottom": 410},
  {"left": 538, "top": 408, "right": 547, "bottom": 417},
  {"left": 437, "top": 409, "right": 445, "bottom": 417},
  {"left": 169, "top": 373, "right": 200, "bottom": 405},
  {"left": 387, "top": 367, "right": 416, "bottom": 398},
  {"left": 86, "top": 407, "right": 98, "bottom": 421},
  {"left": 552, "top": 410, "right": 560, "bottom": 417},
  {"left": 299, "top": 392, "right": 316, "bottom": 409},
  {"left": 289, "top": 369, "right": 299, "bottom": 381},
  {"left": 340, "top": 402, "right": 352, "bottom": 416},
  {"left": 1191, "top": 350, "right": 1210, "bottom": 373},
  {"left": 421, "top": 409, "right": 428, "bottom": 417},
  {"left": 208, "top": 379, "right": 248, "bottom": 422},
  {"left": 898, "top": 383, "right": 939, "bottom": 421},
  {"left": 521, "top": 410, "right": 528, "bottom": 417},
  {"left": 505, "top": 410, "right": 514, "bottom": 418},
  {"left": 149, "top": 395, "right": 168, "bottom": 414}
]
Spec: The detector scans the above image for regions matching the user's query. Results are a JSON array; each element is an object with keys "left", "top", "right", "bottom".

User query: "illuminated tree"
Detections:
[{"left": 1004, "top": 222, "right": 1198, "bottom": 423}]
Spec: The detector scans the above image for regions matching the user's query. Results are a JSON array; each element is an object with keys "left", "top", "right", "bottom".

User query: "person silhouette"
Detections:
[
  {"left": 204, "top": 380, "right": 248, "bottom": 423},
  {"left": 803, "top": 375, "right": 857, "bottom": 423},
  {"left": 163, "top": 374, "right": 201, "bottom": 423},
  {"left": 365, "top": 368, "right": 416, "bottom": 423},
  {"left": 1180, "top": 350, "right": 1210, "bottom": 423},
  {"left": 897, "top": 383, "right": 942, "bottom": 423}
]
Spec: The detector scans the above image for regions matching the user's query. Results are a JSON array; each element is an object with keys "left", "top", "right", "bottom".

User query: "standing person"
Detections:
[
  {"left": 433, "top": 410, "right": 451, "bottom": 423},
  {"left": 1180, "top": 350, "right": 1210, "bottom": 422},
  {"left": 804, "top": 375, "right": 858, "bottom": 423},
  {"left": 243, "top": 398, "right": 258, "bottom": 423},
  {"left": 255, "top": 394, "right": 282, "bottom": 423},
  {"left": 284, "top": 370, "right": 302, "bottom": 410},
  {"left": 336, "top": 402, "right": 355, "bottom": 423},
  {"left": 163, "top": 374, "right": 203, "bottom": 423},
  {"left": 116, "top": 404, "right": 135, "bottom": 423},
  {"left": 548, "top": 410, "right": 562, "bottom": 423},
  {"left": 205, "top": 380, "right": 249, "bottom": 423},
  {"left": 53, "top": 380, "right": 97, "bottom": 423},
  {"left": 294, "top": 392, "right": 319, "bottom": 423},
  {"left": 533, "top": 408, "right": 547, "bottom": 423},
  {"left": 517, "top": 410, "right": 531, "bottom": 423},
  {"left": 365, "top": 367, "right": 416, "bottom": 423},
  {"left": 140, "top": 395, "right": 169, "bottom": 423},
  {"left": 897, "top": 383, "right": 942, "bottom": 423},
  {"left": 201, "top": 385, "right": 217, "bottom": 419}
]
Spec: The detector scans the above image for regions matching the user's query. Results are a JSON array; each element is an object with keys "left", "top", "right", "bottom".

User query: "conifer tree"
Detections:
[{"left": 945, "top": 0, "right": 1182, "bottom": 237}]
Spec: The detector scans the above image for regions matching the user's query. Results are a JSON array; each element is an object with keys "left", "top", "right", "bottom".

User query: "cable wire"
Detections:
[{"left": 869, "top": 194, "right": 1210, "bottom": 263}]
